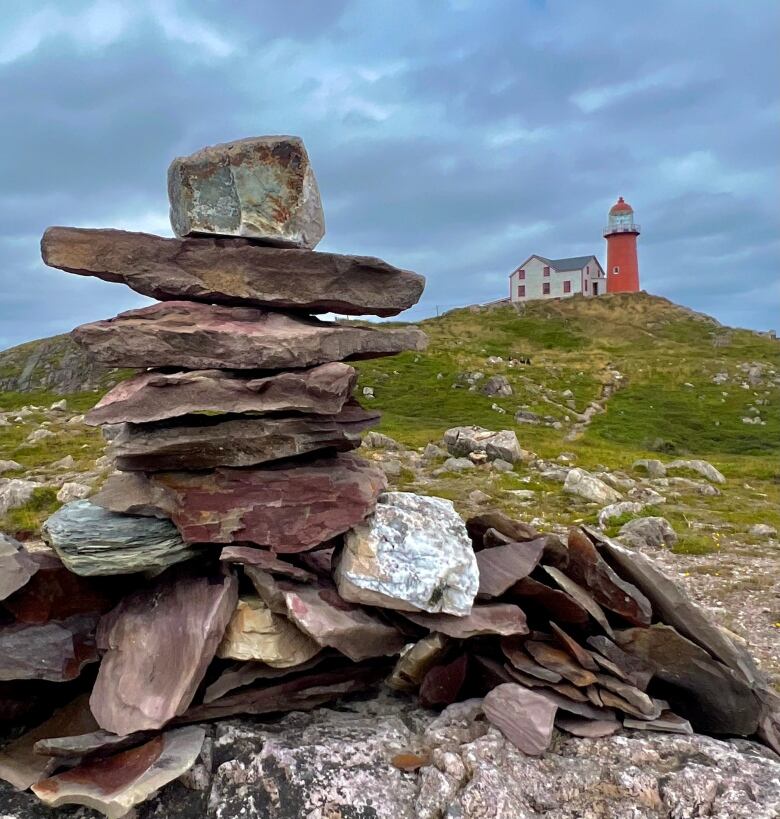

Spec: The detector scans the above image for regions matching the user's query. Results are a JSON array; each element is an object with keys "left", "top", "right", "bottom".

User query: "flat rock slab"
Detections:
[
  {"left": 42, "top": 499, "right": 201, "bottom": 575},
  {"left": 216, "top": 596, "right": 320, "bottom": 667},
  {"left": 94, "top": 453, "right": 386, "bottom": 551},
  {"left": 2, "top": 551, "right": 116, "bottom": 624},
  {"left": 73, "top": 301, "right": 427, "bottom": 370},
  {"left": 567, "top": 527, "right": 651, "bottom": 626},
  {"left": 34, "top": 729, "right": 155, "bottom": 760},
  {"left": 0, "top": 613, "right": 99, "bottom": 682},
  {"left": 419, "top": 654, "right": 468, "bottom": 708},
  {"left": 108, "top": 402, "right": 379, "bottom": 471},
  {"left": 32, "top": 725, "right": 205, "bottom": 819},
  {"left": 388, "top": 633, "right": 450, "bottom": 692},
  {"left": 483, "top": 682, "right": 558, "bottom": 755},
  {"left": 0, "top": 696, "right": 98, "bottom": 790},
  {"left": 476, "top": 539, "right": 544, "bottom": 598},
  {"left": 334, "top": 491, "right": 478, "bottom": 615},
  {"left": 507, "top": 576, "right": 588, "bottom": 625},
  {"left": 555, "top": 716, "right": 621, "bottom": 738},
  {"left": 525, "top": 641, "right": 597, "bottom": 688},
  {"left": 86, "top": 362, "right": 357, "bottom": 426},
  {"left": 0, "top": 534, "right": 38, "bottom": 601},
  {"left": 90, "top": 568, "right": 238, "bottom": 735},
  {"left": 42, "top": 227, "right": 425, "bottom": 316},
  {"left": 589, "top": 527, "right": 762, "bottom": 685},
  {"left": 219, "top": 546, "right": 316, "bottom": 581},
  {"left": 247, "top": 568, "right": 407, "bottom": 662},
  {"left": 168, "top": 135, "right": 324, "bottom": 248},
  {"left": 403, "top": 603, "right": 528, "bottom": 639},
  {"left": 614, "top": 623, "right": 760, "bottom": 736}
]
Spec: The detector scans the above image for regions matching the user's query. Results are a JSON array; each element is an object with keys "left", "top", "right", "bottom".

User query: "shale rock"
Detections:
[
  {"left": 73, "top": 301, "right": 427, "bottom": 370},
  {"left": 42, "top": 500, "right": 200, "bottom": 575},
  {"left": 87, "top": 362, "right": 357, "bottom": 426},
  {"left": 0, "top": 614, "right": 99, "bottom": 682},
  {"left": 94, "top": 454, "right": 386, "bottom": 551},
  {"left": 108, "top": 402, "right": 378, "bottom": 471},
  {"left": 42, "top": 227, "right": 424, "bottom": 316},
  {"left": 32, "top": 725, "right": 206, "bottom": 819},
  {"left": 334, "top": 492, "right": 479, "bottom": 615},
  {"left": 403, "top": 603, "right": 528, "bottom": 639},
  {"left": 563, "top": 468, "right": 621, "bottom": 504},
  {"left": 168, "top": 135, "right": 324, "bottom": 248},
  {"left": 216, "top": 596, "right": 320, "bottom": 667},
  {"left": 483, "top": 683, "right": 558, "bottom": 755},
  {"left": 0, "top": 534, "right": 38, "bottom": 601},
  {"left": 90, "top": 568, "right": 238, "bottom": 735}
]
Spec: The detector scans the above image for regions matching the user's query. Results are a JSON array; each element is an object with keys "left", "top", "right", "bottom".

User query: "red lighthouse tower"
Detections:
[{"left": 604, "top": 196, "right": 640, "bottom": 293}]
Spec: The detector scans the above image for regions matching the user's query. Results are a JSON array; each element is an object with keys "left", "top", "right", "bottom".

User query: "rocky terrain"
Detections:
[{"left": 0, "top": 136, "right": 779, "bottom": 817}]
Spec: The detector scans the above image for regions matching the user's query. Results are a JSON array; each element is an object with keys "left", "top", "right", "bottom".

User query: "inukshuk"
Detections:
[{"left": 0, "top": 135, "right": 777, "bottom": 817}]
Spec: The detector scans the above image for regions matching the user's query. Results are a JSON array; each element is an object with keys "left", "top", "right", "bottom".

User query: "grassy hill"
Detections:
[{"left": 354, "top": 292, "right": 780, "bottom": 471}]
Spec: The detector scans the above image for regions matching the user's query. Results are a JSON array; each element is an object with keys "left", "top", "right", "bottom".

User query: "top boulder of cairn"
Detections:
[{"left": 168, "top": 135, "right": 325, "bottom": 249}]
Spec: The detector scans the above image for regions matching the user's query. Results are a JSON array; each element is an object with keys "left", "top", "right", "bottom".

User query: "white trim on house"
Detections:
[{"left": 509, "top": 255, "right": 606, "bottom": 303}]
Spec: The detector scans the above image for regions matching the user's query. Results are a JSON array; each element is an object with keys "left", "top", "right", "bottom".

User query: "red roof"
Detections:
[{"left": 609, "top": 196, "right": 633, "bottom": 213}]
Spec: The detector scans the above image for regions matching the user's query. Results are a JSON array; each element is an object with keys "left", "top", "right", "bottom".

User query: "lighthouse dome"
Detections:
[{"left": 609, "top": 196, "right": 633, "bottom": 214}]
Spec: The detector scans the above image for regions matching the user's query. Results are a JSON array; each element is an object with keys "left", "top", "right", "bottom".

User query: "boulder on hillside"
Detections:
[
  {"left": 168, "top": 136, "right": 325, "bottom": 248},
  {"left": 666, "top": 459, "right": 725, "bottom": 484},
  {"left": 748, "top": 523, "right": 777, "bottom": 539},
  {"left": 443, "top": 426, "right": 522, "bottom": 464},
  {"left": 563, "top": 469, "right": 621, "bottom": 505},
  {"left": 597, "top": 501, "right": 645, "bottom": 527},
  {"left": 618, "top": 517, "right": 678, "bottom": 550},
  {"left": 632, "top": 458, "right": 666, "bottom": 479},
  {"left": 0, "top": 478, "right": 39, "bottom": 517},
  {"left": 482, "top": 375, "right": 513, "bottom": 397}
]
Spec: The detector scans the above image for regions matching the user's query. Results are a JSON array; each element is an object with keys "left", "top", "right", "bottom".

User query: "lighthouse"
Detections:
[{"left": 604, "top": 197, "right": 640, "bottom": 293}]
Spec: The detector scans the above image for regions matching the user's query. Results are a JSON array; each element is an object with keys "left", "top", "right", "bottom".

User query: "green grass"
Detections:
[{"left": 0, "top": 486, "right": 60, "bottom": 536}]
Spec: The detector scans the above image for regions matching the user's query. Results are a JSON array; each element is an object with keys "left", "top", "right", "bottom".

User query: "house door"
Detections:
[{"left": 592, "top": 281, "right": 599, "bottom": 296}]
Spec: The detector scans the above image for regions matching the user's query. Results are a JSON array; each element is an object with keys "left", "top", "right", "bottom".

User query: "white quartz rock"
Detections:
[{"left": 334, "top": 491, "right": 478, "bottom": 616}]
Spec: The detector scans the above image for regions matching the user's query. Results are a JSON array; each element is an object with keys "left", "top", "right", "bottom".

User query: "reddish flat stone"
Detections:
[
  {"left": 556, "top": 716, "right": 621, "bottom": 738},
  {"left": 419, "top": 654, "right": 468, "bottom": 707},
  {"left": 507, "top": 576, "right": 589, "bottom": 625},
  {"left": 595, "top": 674, "right": 658, "bottom": 717},
  {"left": 549, "top": 622, "right": 599, "bottom": 671},
  {"left": 0, "top": 534, "right": 38, "bottom": 601},
  {"left": 566, "top": 528, "right": 651, "bottom": 626},
  {"left": 0, "top": 613, "right": 99, "bottom": 682},
  {"left": 524, "top": 641, "right": 597, "bottom": 687},
  {"left": 543, "top": 566, "right": 615, "bottom": 637},
  {"left": 94, "top": 453, "right": 386, "bottom": 552},
  {"left": 403, "top": 603, "right": 528, "bottom": 639},
  {"left": 586, "top": 635, "right": 654, "bottom": 690},
  {"left": 90, "top": 568, "right": 238, "bottom": 735},
  {"left": 87, "top": 362, "right": 357, "bottom": 426},
  {"left": 108, "top": 402, "right": 379, "bottom": 471},
  {"left": 0, "top": 695, "right": 98, "bottom": 790},
  {"left": 72, "top": 301, "right": 427, "bottom": 370},
  {"left": 182, "top": 662, "right": 387, "bottom": 722},
  {"left": 476, "top": 540, "right": 544, "bottom": 598},
  {"left": 2, "top": 551, "right": 116, "bottom": 624},
  {"left": 42, "top": 226, "right": 424, "bottom": 316},
  {"left": 531, "top": 689, "right": 617, "bottom": 721},
  {"left": 483, "top": 683, "right": 557, "bottom": 756},
  {"left": 32, "top": 725, "right": 205, "bottom": 818},
  {"left": 219, "top": 546, "right": 316, "bottom": 581},
  {"left": 501, "top": 637, "right": 562, "bottom": 683}
]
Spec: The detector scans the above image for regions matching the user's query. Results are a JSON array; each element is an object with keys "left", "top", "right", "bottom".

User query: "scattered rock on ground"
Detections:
[
  {"left": 618, "top": 516, "right": 678, "bottom": 550},
  {"left": 667, "top": 458, "right": 726, "bottom": 484},
  {"left": 563, "top": 469, "right": 621, "bottom": 505}
]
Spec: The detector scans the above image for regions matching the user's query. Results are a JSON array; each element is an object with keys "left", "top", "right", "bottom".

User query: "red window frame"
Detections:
[
  {"left": 517, "top": 284, "right": 525, "bottom": 298},
  {"left": 542, "top": 282, "right": 550, "bottom": 295},
  {"left": 518, "top": 269, "right": 526, "bottom": 279},
  {"left": 543, "top": 266, "right": 551, "bottom": 277},
  {"left": 563, "top": 280, "right": 571, "bottom": 294}
]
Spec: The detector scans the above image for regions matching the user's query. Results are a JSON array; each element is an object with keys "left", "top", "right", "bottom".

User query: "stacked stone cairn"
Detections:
[{"left": 0, "top": 136, "right": 777, "bottom": 817}]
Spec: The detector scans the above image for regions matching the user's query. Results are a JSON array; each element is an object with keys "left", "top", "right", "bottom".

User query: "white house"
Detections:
[{"left": 509, "top": 255, "right": 606, "bottom": 303}]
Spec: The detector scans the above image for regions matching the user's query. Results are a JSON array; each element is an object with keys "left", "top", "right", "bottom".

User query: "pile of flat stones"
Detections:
[{"left": 0, "top": 136, "right": 777, "bottom": 817}]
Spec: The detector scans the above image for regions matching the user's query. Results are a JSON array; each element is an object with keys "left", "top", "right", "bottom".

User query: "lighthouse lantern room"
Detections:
[{"left": 604, "top": 197, "right": 640, "bottom": 293}]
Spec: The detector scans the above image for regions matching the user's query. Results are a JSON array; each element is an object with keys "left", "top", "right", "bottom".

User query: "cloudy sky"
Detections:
[{"left": 1, "top": 0, "right": 778, "bottom": 350}]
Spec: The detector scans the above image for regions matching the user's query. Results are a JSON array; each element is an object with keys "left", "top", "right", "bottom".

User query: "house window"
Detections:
[
  {"left": 517, "top": 285, "right": 525, "bottom": 298},
  {"left": 584, "top": 280, "right": 588, "bottom": 292},
  {"left": 542, "top": 282, "right": 550, "bottom": 295},
  {"left": 543, "top": 266, "right": 550, "bottom": 277},
  {"left": 586, "top": 265, "right": 589, "bottom": 274},
  {"left": 613, "top": 266, "right": 620, "bottom": 274},
  {"left": 518, "top": 269, "right": 525, "bottom": 280},
  {"left": 563, "top": 280, "right": 571, "bottom": 294}
]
